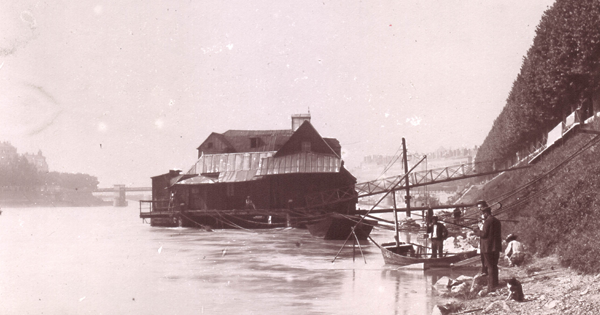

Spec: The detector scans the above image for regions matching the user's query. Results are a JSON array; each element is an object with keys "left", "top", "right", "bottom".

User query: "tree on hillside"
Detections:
[{"left": 476, "top": 0, "right": 600, "bottom": 171}]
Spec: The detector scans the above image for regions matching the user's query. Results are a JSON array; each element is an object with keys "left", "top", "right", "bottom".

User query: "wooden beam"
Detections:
[{"left": 356, "top": 203, "right": 476, "bottom": 214}]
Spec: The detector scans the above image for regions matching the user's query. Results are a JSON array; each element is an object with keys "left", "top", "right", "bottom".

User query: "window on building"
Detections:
[
  {"left": 250, "top": 138, "right": 258, "bottom": 148},
  {"left": 207, "top": 142, "right": 213, "bottom": 149},
  {"left": 302, "top": 141, "right": 311, "bottom": 152}
]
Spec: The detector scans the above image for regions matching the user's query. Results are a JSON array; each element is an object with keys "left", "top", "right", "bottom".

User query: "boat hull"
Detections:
[
  {"left": 381, "top": 245, "right": 478, "bottom": 269},
  {"left": 306, "top": 214, "right": 376, "bottom": 240}
]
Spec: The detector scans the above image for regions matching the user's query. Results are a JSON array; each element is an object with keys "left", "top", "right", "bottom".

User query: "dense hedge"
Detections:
[{"left": 476, "top": 0, "right": 600, "bottom": 170}]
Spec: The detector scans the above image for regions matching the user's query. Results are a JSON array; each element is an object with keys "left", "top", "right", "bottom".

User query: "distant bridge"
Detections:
[
  {"left": 94, "top": 186, "right": 152, "bottom": 193},
  {"left": 93, "top": 185, "right": 152, "bottom": 207}
]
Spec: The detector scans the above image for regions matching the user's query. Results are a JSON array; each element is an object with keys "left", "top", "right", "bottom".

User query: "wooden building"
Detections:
[{"left": 141, "top": 114, "right": 358, "bottom": 229}]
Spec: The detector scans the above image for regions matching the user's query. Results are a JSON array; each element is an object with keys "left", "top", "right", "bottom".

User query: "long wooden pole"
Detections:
[
  {"left": 402, "top": 138, "right": 412, "bottom": 217},
  {"left": 392, "top": 190, "right": 399, "bottom": 247}
]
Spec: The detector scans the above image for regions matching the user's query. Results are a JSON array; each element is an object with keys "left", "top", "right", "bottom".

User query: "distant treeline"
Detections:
[
  {"left": 0, "top": 155, "right": 98, "bottom": 190},
  {"left": 363, "top": 146, "right": 477, "bottom": 165},
  {"left": 476, "top": 0, "right": 600, "bottom": 171}
]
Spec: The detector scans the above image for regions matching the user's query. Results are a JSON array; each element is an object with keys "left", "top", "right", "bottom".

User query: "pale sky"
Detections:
[{"left": 0, "top": 0, "right": 555, "bottom": 187}]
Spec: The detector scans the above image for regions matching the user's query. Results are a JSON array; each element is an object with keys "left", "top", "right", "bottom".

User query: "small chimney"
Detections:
[
  {"left": 169, "top": 169, "right": 182, "bottom": 176},
  {"left": 291, "top": 113, "right": 311, "bottom": 131}
]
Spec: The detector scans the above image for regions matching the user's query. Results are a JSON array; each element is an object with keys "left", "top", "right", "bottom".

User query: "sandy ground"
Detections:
[{"left": 433, "top": 255, "right": 600, "bottom": 314}]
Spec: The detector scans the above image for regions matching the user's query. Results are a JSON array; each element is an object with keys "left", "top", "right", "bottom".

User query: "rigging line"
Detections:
[
  {"left": 494, "top": 182, "right": 556, "bottom": 215},
  {"left": 425, "top": 155, "right": 428, "bottom": 207},
  {"left": 218, "top": 211, "right": 287, "bottom": 228},
  {"left": 378, "top": 145, "right": 404, "bottom": 178},
  {"left": 210, "top": 211, "right": 255, "bottom": 232},
  {"left": 410, "top": 211, "right": 477, "bottom": 231},
  {"left": 354, "top": 155, "right": 427, "bottom": 225},
  {"left": 331, "top": 156, "right": 428, "bottom": 262},
  {"left": 336, "top": 213, "right": 379, "bottom": 229},
  {"left": 204, "top": 211, "right": 243, "bottom": 230},
  {"left": 331, "top": 231, "right": 356, "bottom": 263},
  {"left": 381, "top": 152, "right": 403, "bottom": 175},
  {"left": 493, "top": 181, "right": 561, "bottom": 219},
  {"left": 497, "top": 135, "right": 600, "bottom": 203},
  {"left": 486, "top": 134, "right": 600, "bottom": 209},
  {"left": 459, "top": 134, "right": 600, "bottom": 226},
  {"left": 180, "top": 212, "right": 210, "bottom": 229}
]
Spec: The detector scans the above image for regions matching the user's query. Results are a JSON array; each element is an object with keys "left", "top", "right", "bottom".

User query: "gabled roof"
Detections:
[
  {"left": 274, "top": 121, "right": 340, "bottom": 158},
  {"left": 222, "top": 129, "right": 292, "bottom": 152},
  {"left": 197, "top": 132, "right": 234, "bottom": 151},
  {"left": 196, "top": 120, "right": 341, "bottom": 156},
  {"left": 197, "top": 130, "right": 293, "bottom": 153}
]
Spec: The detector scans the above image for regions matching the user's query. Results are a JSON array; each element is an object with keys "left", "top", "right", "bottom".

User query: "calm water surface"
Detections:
[{"left": 0, "top": 204, "right": 470, "bottom": 314}]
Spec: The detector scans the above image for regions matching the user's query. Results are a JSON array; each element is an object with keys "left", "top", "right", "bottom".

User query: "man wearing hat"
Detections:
[
  {"left": 474, "top": 201, "right": 502, "bottom": 291},
  {"left": 426, "top": 216, "right": 448, "bottom": 258}
]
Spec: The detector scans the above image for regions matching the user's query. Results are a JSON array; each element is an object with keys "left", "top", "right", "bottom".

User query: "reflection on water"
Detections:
[{"left": 0, "top": 205, "right": 477, "bottom": 315}]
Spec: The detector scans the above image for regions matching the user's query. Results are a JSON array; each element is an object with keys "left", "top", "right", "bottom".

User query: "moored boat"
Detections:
[
  {"left": 380, "top": 242, "right": 478, "bottom": 269},
  {"left": 306, "top": 213, "right": 377, "bottom": 240}
]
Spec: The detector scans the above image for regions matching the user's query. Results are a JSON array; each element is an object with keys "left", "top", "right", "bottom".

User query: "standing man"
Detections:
[
  {"left": 453, "top": 207, "right": 462, "bottom": 224},
  {"left": 426, "top": 216, "right": 448, "bottom": 258},
  {"left": 245, "top": 196, "right": 256, "bottom": 210},
  {"left": 474, "top": 202, "right": 502, "bottom": 292}
]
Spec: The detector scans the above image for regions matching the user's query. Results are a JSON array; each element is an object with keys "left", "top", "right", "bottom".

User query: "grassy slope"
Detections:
[{"left": 461, "top": 118, "right": 600, "bottom": 274}]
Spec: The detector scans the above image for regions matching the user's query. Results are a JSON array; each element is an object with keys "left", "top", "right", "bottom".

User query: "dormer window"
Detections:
[
  {"left": 250, "top": 138, "right": 258, "bottom": 148},
  {"left": 301, "top": 141, "right": 311, "bottom": 152}
]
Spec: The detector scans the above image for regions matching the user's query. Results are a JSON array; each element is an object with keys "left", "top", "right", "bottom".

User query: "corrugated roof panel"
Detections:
[
  {"left": 317, "top": 155, "right": 323, "bottom": 172},
  {"left": 185, "top": 152, "right": 276, "bottom": 182},
  {"left": 285, "top": 155, "right": 291, "bottom": 173},
  {"left": 205, "top": 155, "right": 212, "bottom": 173},
  {"left": 251, "top": 153, "right": 261, "bottom": 170},
  {"left": 266, "top": 155, "right": 274, "bottom": 175},
  {"left": 224, "top": 154, "right": 232, "bottom": 172},
  {"left": 310, "top": 154, "right": 318, "bottom": 172},
  {"left": 177, "top": 175, "right": 218, "bottom": 185},
  {"left": 299, "top": 153, "right": 306, "bottom": 173},
  {"left": 272, "top": 157, "right": 280, "bottom": 175},
  {"left": 241, "top": 154, "right": 248, "bottom": 170},
  {"left": 256, "top": 153, "right": 340, "bottom": 175},
  {"left": 215, "top": 170, "right": 260, "bottom": 183},
  {"left": 187, "top": 152, "right": 336, "bottom": 182}
]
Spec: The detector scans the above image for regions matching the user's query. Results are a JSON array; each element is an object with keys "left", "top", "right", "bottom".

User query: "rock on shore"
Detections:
[{"left": 432, "top": 255, "right": 600, "bottom": 314}]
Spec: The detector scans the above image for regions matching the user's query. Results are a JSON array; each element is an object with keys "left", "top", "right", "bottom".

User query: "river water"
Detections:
[{"left": 0, "top": 204, "right": 472, "bottom": 315}]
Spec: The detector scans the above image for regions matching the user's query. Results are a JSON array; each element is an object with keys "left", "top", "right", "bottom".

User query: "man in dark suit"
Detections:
[
  {"left": 426, "top": 216, "right": 448, "bottom": 258},
  {"left": 474, "top": 204, "right": 502, "bottom": 291}
]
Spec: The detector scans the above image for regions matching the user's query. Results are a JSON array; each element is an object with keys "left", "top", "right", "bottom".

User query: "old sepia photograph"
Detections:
[{"left": 2, "top": 0, "right": 599, "bottom": 314}]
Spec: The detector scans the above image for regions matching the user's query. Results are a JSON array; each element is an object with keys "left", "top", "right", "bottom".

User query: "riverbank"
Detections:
[
  {"left": 434, "top": 255, "right": 600, "bottom": 314},
  {"left": 0, "top": 190, "right": 109, "bottom": 207}
]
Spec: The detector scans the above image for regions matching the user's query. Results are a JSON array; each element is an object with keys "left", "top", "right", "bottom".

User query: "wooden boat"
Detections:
[
  {"left": 376, "top": 138, "right": 477, "bottom": 269},
  {"left": 380, "top": 242, "right": 478, "bottom": 269},
  {"left": 306, "top": 213, "right": 377, "bottom": 240}
]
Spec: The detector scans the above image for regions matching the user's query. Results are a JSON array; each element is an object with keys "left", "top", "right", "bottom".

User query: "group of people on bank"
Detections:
[{"left": 425, "top": 200, "right": 526, "bottom": 293}]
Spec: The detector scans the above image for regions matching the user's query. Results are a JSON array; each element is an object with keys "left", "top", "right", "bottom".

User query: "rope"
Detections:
[{"left": 485, "top": 134, "right": 600, "bottom": 218}]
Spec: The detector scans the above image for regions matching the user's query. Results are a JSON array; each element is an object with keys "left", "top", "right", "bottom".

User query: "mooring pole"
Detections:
[
  {"left": 402, "top": 138, "right": 411, "bottom": 217},
  {"left": 353, "top": 229, "right": 356, "bottom": 262},
  {"left": 392, "top": 190, "right": 400, "bottom": 247}
]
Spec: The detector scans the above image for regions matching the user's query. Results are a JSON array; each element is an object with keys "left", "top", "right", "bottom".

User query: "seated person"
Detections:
[{"left": 504, "top": 234, "right": 526, "bottom": 267}]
